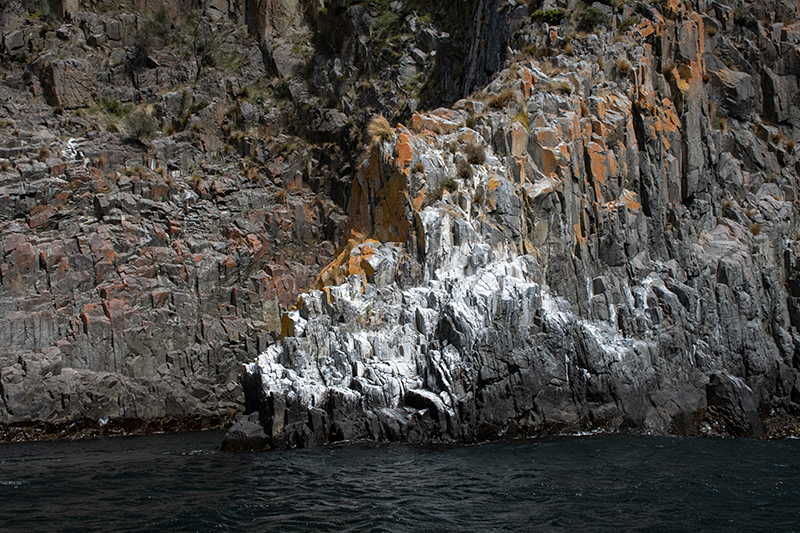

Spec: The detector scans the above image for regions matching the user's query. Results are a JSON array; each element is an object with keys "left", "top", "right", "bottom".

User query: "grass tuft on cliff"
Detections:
[
  {"left": 126, "top": 106, "right": 159, "bottom": 142},
  {"left": 367, "top": 115, "right": 393, "bottom": 145}
]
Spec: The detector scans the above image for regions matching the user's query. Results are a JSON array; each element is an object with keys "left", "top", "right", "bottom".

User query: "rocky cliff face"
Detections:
[
  {"left": 234, "top": 0, "right": 800, "bottom": 447},
  {"left": 0, "top": 0, "right": 799, "bottom": 443}
]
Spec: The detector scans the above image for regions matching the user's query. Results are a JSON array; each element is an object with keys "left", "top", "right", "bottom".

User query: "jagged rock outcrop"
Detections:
[
  {"left": 232, "top": 0, "right": 800, "bottom": 448},
  {"left": 0, "top": 0, "right": 799, "bottom": 443}
]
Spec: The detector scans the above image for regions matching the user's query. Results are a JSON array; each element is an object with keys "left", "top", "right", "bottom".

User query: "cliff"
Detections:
[{"left": 0, "top": 0, "right": 798, "bottom": 443}]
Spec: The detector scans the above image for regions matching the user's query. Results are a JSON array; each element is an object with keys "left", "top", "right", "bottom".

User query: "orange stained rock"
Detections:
[
  {"left": 409, "top": 182, "right": 426, "bottom": 213},
  {"left": 594, "top": 98, "right": 607, "bottom": 119},
  {"left": 535, "top": 127, "right": 559, "bottom": 148},
  {"left": 89, "top": 168, "right": 109, "bottom": 193},
  {"left": 638, "top": 90, "right": 656, "bottom": 113},
  {"left": 574, "top": 223, "right": 586, "bottom": 246},
  {"left": 510, "top": 122, "right": 528, "bottom": 157},
  {"left": 521, "top": 67, "right": 533, "bottom": 98},
  {"left": 411, "top": 111, "right": 459, "bottom": 134},
  {"left": 410, "top": 112, "right": 426, "bottom": 132},
  {"left": 586, "top": 142, "right": 609, "bottom": 186},
  {"left": 559, "top": 113, "right": 579, "bottom": 141},
  {"left": 221, "top": 255, "right": 236, "bottom": 269},
  {"left": 619, "top": 189, "right": 642, "bottom": 211},
  {"left": 540, "top": 147, "right": 559, "bottom": 177},
  {"left": 280, "top": 312, "right": 295, "bottom": 340},
  {"left": 102, "top": 298, "right": 131, "bottom": 323},
  {"left": 661, "top": 104, "right": 680, "bottom": 132},
  {"left": 591, "top": 118, "right": 609, "bottom": 138},
  {"left": 246, "top": 234, "right": 266, "bottom": 261},
  {"left": 692, "top": 13, "right": 705, "bottom": 62},
  {"left": 395, "top": 130, "right": 414, "bottom": 175},
  {"left": 152, "top": 222, "right": 169, "bottom": 243},
  {"left": 581, "top": 119, "right": 593, "bottom": 140},
  {"left": 634, "top": 18, "right": 656, "bottom": 39}
]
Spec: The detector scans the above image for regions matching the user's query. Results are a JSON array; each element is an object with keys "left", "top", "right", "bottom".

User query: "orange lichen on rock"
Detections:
[
  {"left": 521, "top": 67, "right": 534, "bottom": 98},
  {"left": 539, "top": 147, "right": 559, "bottom": 177},
  {"left": 632, "top": 18, "right": 656, "bottom": 39},
  {"left": 619, "top": 189, "right": 642, "bottom": 211},
  {"left": 395, "top": 130, "right": 414, "bottom": 175},
  {"left": 411, "top": 110, "right": 460, "bottom": 134},
  {"left": 510, "top": 122, "right": 528, "bottom": 157}
]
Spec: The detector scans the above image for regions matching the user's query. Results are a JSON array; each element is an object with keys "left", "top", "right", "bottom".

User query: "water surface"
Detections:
[{"left": 1, "top": 431, "right": 798, "bottom": 531}]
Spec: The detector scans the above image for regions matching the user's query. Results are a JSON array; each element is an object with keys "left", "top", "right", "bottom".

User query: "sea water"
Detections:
[{"left": 1, "top": 431, "right": 799, "bottom": 532}]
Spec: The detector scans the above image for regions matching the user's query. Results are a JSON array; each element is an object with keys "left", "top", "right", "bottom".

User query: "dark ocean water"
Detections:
[{"left": 1, "top": 431, "right": 799, "bottom": 532}]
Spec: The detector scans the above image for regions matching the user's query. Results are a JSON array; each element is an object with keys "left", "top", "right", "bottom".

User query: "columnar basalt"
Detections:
[{"left": 234, "top": 1, "right": 800, "bottom": 447}]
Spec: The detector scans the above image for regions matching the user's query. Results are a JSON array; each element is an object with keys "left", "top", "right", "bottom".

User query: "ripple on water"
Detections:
[{"left": 1, "top": 433, "right": 799, "bottom": 531}]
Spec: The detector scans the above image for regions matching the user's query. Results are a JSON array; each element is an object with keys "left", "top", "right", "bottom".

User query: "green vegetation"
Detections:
[
  {"left": 619, "top": 16, "right": 639, "bottom": 32},
  {"left": 512, "top": 110, "right": 530, "bottom": 130},
  {"left": 576, "top": 6, "right": 610, "bottom": 32},
  {"left": 98, "top": 95, "right": 132, "bottom": 117},
  {"left": 373, "top": 10, "right": 401, "bottom": 40},
  {"left": 531, "top": 9, "right": 566, "bottom": 26},
  {"left": 734, "top": 4, "right": 759, "bottom": 31},
  {"left": 126, "top": 106, "right": 159, "bottom": 142}
]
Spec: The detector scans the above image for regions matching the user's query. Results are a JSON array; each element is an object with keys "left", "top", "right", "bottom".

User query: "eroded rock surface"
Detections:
[
  {"left": 235, "top": 0, "right": 800, "bottom": 448},
  {"left": 0, "top": 0, "right": 799, "bottom": 443}
]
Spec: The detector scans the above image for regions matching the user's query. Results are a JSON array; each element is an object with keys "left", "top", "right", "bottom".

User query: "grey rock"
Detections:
[
  {"left": 221, "top": 413, "right": 268, "bottom": 451},
  {"left": 706, "top": 373, "right": 764, "bottom": 438},
  {"left": 4, "top": 29, "right": 24, "bottom": 51}
]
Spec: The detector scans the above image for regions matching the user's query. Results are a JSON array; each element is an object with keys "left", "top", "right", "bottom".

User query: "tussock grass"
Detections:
[{"left": 367, "top": 115, "right": 393, "bottom": 144}]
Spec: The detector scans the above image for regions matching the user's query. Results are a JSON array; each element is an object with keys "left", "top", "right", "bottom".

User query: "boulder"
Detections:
[
  {"left": 41, "top": 59, "right": 97, "bottom": 109},
  {"left": 706, "top": 373, "right": 764, "bottom": 438},
  {"left": 221, "top": 413, "right": 268, "bottom": 451}
]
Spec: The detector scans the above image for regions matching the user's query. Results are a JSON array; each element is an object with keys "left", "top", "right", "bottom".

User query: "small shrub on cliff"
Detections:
[
  {"left": 487, "top": 88, "right": 518, "bottom": 109},
  {"left": 464, "top": 141, "right": 486, "bottom": 165},
  {"left": 126, "top": 106, "right": 159, "bottom": 142},
  {"left": 367, "top": 115, "right": 393, "bottom": 144},
  {"left": 749, "top": 222, "right": 762, "bottom": 235},
  {"left": 432, "top": 176, "right": 457, "bottom": 201},
  {"left": 531, "top": 9, "right": 566, "bottom": 26},
  {"left": 619, "top": 16, "right": 638, "bottom": 32},
  {"left": 576, "top": 6, "right": 609, "bottom": 32},
  {"left": 412, "top": 161, "right": 425, "bottom": 173},
  {"left": 456, "top": 159, "right": 473, "bottom": 180},
  {"left": 616, "top": 59, "right": 631, "bottom": 76},
  {"left": 734, "top": 4, "right": 759, "bottom": 32},
  {"left": 512, "top": 110, "right": 530, "bottom": 130}
]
